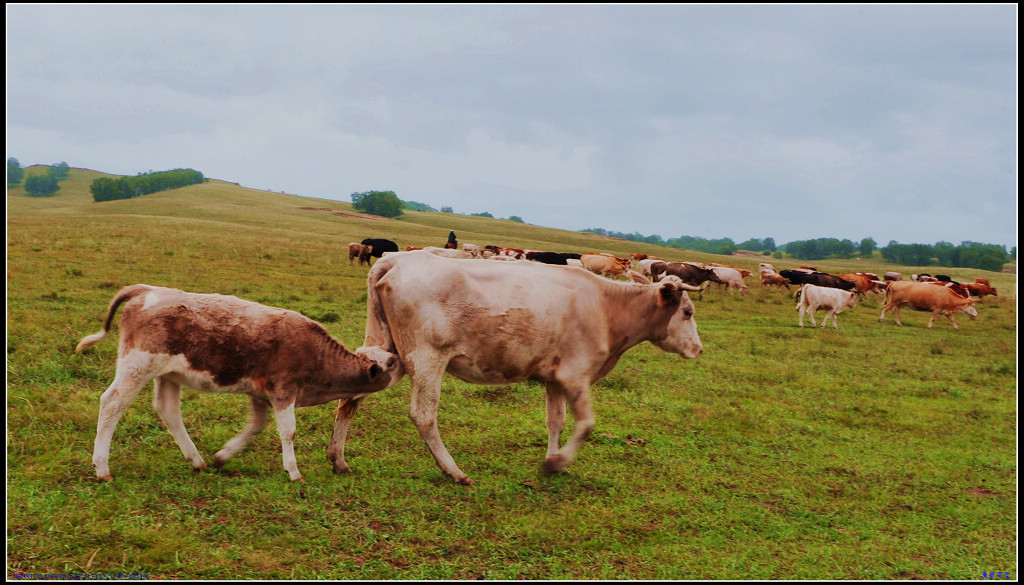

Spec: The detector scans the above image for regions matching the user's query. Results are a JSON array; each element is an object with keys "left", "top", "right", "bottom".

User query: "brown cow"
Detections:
[
  {"left": 339, "top": 250, "right": 703, "bottom": 485},
  {"left": 963, "top": 282, "right": 998, "bottom": 298},
  {"left": 75, "top": 285, "right": 402, "bottom": 482},
  {"left": 348, "top": 242, "right": 373, "bottom": 266},
  {"left": 878, "top": 281, "right": 978, "bottom": 330}
]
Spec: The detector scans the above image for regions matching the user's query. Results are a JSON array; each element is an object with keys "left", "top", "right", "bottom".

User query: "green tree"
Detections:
[
  {"left": 858, "top": 237, "right": 877, "bottom": 257},
  {"left": 507, "top": 215, "right": 525, "bottom": 223},
  {"left": 24, "top": 174, "right": 61, "bottom": 197},
  {"left": 8, "top": 157, "right": 23, "bottom": 187},
  {"left": 49, "top": 161, "right": 70, "bottom": 180},
  {"left": 351, "top": 191, "right": 404, "bottom": 218},
  {"left": 440, "top": 206, "right": 454, "bottom": 213}
]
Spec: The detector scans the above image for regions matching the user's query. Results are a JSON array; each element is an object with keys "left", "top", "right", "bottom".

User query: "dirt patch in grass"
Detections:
[{"left": 299, "top": 206, "right": 389, "bottom": 220}]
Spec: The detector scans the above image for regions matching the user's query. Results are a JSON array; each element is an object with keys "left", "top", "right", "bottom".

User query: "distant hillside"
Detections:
[{"left": 7, "top": 165, "right": 1013, "bottom": 278}]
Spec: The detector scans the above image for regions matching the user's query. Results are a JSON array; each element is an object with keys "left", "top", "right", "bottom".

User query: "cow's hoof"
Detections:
[
  {"left": 97, "top": 475, "right": 113, "bottom": 482},
  {"left": 541, "top": 455, "right": 569, "bottom": 477},
  {"left": 453, "top": 475, "right": 475, "bottom": 486}
]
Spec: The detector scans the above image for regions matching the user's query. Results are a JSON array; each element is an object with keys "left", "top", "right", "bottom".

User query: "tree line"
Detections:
[
  {"left": 8, "top": 158, "right": 70, "bottom": 197},
  {"left": 352, "top": 190, "right": 524, "bottom": 223},
  {"left": 581, "top": 228, "right": 1012, "bottom": 272},
  {"left": 90, "top": 169, "right": 205, "bottom": 202}
]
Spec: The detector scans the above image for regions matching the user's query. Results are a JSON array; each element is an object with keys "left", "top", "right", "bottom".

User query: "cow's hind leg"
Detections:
[
  {"left": 326, "top": 396, "right": 363, "bottom": 474},
  {"left": 214, "top": 395, "right": 269, "bottom": 468},
  {"left": 408, "top": 361, "right": 473, "bottom": 485},
  {"left": 152, "top": 376, "right": 207, "bottom": 472},
  {"left": 542, "top": 381, "right": 594, "bottom": 477},
  {"left": 93, "top": 355, "right": 157, "bottom": 480}
]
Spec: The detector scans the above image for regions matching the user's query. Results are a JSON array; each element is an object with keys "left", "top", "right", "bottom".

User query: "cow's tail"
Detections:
[
  {"left": 75, "top": 284, "right": 153, "bottom": 352},
  {"left": 795, "top": 284, "right": 808, "bottom": 310},
  {"left": 363, "top": 258, "right": 398, "bottom": 353}
]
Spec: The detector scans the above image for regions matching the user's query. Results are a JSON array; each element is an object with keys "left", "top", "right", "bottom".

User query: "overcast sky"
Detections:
[{"left": 6, "top": 4, "right": 1018, "bottom": 248}]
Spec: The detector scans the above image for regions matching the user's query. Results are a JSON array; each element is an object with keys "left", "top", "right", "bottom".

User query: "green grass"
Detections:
[{"left": 7, "top": 168, "right": 1017, "bottom": 579}]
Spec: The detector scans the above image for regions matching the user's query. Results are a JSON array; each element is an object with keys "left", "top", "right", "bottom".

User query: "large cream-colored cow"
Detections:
[{"left": 328, "top": 250, "right": 703, "bottom": 485}]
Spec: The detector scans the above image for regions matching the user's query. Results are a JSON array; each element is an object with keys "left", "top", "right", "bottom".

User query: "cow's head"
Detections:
[{"left": 650, "top": 275, "right": 703, "bottom": 359}]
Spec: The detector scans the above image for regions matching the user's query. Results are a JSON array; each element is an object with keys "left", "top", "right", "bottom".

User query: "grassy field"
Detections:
[{"left": 6, "top": 168, "right": 1017, "bottom": 580}]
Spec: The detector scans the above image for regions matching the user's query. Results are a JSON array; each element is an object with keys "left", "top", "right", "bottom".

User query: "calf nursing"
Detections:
[{"left": 76, "top": 284, "right": 401, "bottom": 482}]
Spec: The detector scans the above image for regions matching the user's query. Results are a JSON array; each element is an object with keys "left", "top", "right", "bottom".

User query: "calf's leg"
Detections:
[
  {"left": 214, "top": 395, "right": 269, "bottom": 467},
  {"left": 152, "top": 377, "right": 207, "bottom": 471},
  {"left": 271, "top": 401, "right": 303, "bottom": 482},
  {"left": 93, "top": 355, "right": 158, "bottom": 480}
]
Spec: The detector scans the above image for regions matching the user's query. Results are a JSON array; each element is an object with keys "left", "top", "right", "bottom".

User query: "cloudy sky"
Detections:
[{"left": 6, "top": 4, "right": 1017, "bottom": 248}]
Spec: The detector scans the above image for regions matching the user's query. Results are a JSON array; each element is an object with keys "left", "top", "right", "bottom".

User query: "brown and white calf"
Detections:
[
  {"left": 341, "top": 250, "right": 703, "bottom": 485},
  {"left": 76, "top": 284, "right": 402, "bottom": 482},
  {"left": 796, "top": 284, "right": 858, "bottom": 329}
]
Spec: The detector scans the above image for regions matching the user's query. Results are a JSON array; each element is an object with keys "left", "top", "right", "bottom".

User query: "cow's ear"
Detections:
[{"left": 658, "top": 281, "right": 682, "bottom": 306}]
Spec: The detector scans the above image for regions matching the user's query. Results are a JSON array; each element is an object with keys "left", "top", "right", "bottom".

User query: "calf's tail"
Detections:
[{"left": 75, "top": 284, "right": 154, "bottom": 352}]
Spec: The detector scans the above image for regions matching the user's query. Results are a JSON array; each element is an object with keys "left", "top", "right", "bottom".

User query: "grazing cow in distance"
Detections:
[
  {"left": 422, "top": 246, "right": 473, "bottom": 259},
  {"left": 760, "top": 272, "right": 791, "bottom": 290},
  {"left": 347, "top": 250, "right": 703, "bottom": 485},
  {"left": 362, "top": 238, "right": 399, "bottom": 258},
  {"left": 964, "top": 282, "right": 998, "bottom": 298},
  {"left": 348, "top": 242, "right": 372, "bottom": 266},
  {"left": 796, "top": 284, "right": 858, "bottom": 329},
  {"left": 580, "top": 253, "right": 631, "bottom": 278},
  {"left": 707, "top": 265, "right": 748, "bottom": 295},
  {"left": 879, "top": 281, "right": 978, "bottom": 330},
  {"left": 463, "top": 243, "right": 483, "bottom": 258},
  {"left": 974, "top": 277, "right": 991, "bottom": 287},
  {"left": 75, "top": 285, "right": 402, "bottom": 482},
  {"left": 780, "top": 270, "right": 857, "bottom": 292},
  {"left": 884, "top": 272, "right": 903, "bottom": 281}
]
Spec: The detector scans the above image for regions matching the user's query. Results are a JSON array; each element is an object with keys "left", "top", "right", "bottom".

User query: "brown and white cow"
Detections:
[
  {"left": 75, "top": 284, "right": 402, "bottom": 482},
  {"left": 337, "top": 250, "right": 703, "bottom": 485},
  {"left": 963, "top": 282, "right": 998, "bottom": 298},
  {"left": 348, "top": 242, "right": 372, "bottom": 266},
  {"left": 796, "top": 284, "right": 858, "bottom": 329},
  {"left": 878, "top": 281, "right": 978, "bottom": 330}
]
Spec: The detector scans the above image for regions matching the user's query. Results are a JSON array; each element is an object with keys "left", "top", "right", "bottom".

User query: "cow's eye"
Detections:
[{"left": 684, "top": 309, "right": 693, "bottom": 319}]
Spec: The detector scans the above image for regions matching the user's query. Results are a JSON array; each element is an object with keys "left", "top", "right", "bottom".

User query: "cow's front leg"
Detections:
[
  {"left": 543, "top": 384, "right": 567, "bottom": 460},
  {"left": 408, "top": 363, "right": 472, "bottom": 485},
  {"left": 542, "top": 382, "right": 594, "bottom": 477}
]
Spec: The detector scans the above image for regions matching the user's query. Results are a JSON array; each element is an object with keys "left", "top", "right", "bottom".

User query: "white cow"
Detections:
[
  {"left": 329, "top": 250, "right": 704, "bottom": 485},
  {"left": 796, "top": 284, "right": 858, "bottom": 329}
]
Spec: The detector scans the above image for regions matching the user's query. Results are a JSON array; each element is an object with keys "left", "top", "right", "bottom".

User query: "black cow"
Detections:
[
  {"left": 525, "top": 251, "right": 569, "bottom": 265},
  {"left": 361, "top": 238, "right": 399, "bottom": 258},
  {"left": 780, "top": 270, "right": 857, "bottom": 291}
]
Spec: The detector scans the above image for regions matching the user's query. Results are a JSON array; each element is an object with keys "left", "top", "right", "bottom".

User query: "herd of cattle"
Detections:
[
  {"left": 73, "top": 235, "right": 1002, "bottom": 484},
  {"left": 349, "top": 237, "right": 998, "bottom": 332}
]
